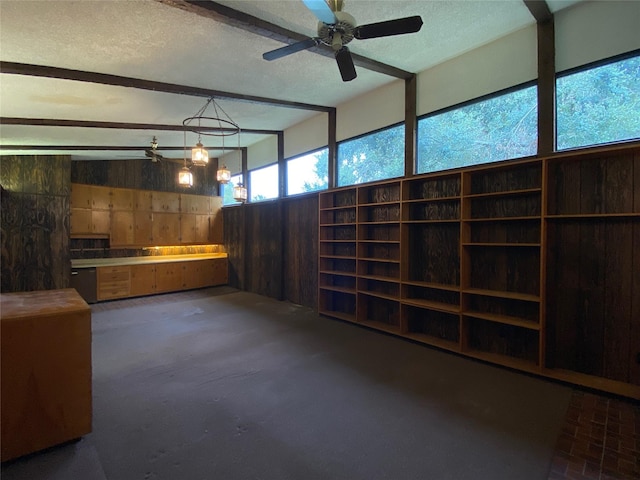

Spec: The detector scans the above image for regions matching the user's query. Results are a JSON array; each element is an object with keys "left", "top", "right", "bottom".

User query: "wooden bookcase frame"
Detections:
[{"left": 318, "top": 143, "right": 640, "bottom": 399}]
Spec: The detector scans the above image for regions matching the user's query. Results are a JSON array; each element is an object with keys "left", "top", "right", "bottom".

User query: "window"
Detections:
[
  {"left": 417, "top": 85, "right": 537, "bottom": 174},
  {"left": 222, "top": 174, "right": 243, "bottom": 206},
  {"left": 337, "top": 124, "right": 405, "bottom": 186},
  {"left": 286, "top": 148, "right": 328, "bottom": 195},
  {"left": 249, "top": 164, "right": 279, "bottom": 202},
  {"left": 557, "top": 53, "right": 640, "bottom": 150}
]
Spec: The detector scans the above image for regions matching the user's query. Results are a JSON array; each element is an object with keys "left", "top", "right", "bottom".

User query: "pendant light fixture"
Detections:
[
  {"left": 216, "top": 165, "right": 231, "bottom": 184},
  {"left": 178, "top": 144, "right": 193, "bottom": 187},
  {"left": 191, "top": 141, "right": 209, "bottom": 166},
  {"left": 183, "top": 96, "right": 241, "bottom": 171},
  {"left": 178, "top": 166, "right": 193, "bottom": 187},
  {"left": 233, "top": 183, "right": 248, "bottom": 203}
]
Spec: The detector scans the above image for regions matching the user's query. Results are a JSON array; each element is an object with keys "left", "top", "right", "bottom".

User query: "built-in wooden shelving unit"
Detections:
[{"left": 319, "top": 143, "right": 640, "bottom": 399}]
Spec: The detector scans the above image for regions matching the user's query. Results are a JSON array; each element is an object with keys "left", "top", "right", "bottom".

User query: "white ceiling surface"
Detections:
[{"left": 0, "top": 0, "right": 580, "bottom": 161}]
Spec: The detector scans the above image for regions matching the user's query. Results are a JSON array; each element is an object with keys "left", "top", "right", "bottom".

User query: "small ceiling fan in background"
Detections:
[
  {"left": 145, "top": 136, "right": 165, "bottom": 163},
  {"left": 263, "top": 0, "right": 423, "bottom": 81}
]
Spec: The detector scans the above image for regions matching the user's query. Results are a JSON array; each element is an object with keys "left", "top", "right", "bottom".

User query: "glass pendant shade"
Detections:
[
  {"left": 233, "top": 183, "right": 248, "bottom": 202},
  {"left": 178, "top": 167, "right": 193, "bottom": 187},
  {"left": 217, "top": 165, "right": 231, "bottom": 184},
  {"left": 191, "top": 142, "right": 209, "bottom": 166}
]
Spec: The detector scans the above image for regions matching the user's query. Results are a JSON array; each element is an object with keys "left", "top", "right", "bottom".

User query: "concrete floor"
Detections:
[{"left": 2, "top": 287, "right": 573, "bottom": 479}]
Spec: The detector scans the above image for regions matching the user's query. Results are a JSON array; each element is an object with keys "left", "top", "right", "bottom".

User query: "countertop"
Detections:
[
  {"left": 1, "top": 288, "right": 90, "bottom": 319},
  {"left": 71, "top": 253, "right": 227, "bottom": 268}
]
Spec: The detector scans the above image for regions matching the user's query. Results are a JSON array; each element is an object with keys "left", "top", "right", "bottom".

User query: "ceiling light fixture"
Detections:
[
  {"left": 216, "top": 165, "right": 231, "bottom": 184},
  {"left": 183, "top": 97, "right": 241, "bottom": 170},
  {"left": 233, "top": 183, "right": 248, "bottom": 203},
  {"left": 178, "top": 153, "right": 193, "bottom": 188}
]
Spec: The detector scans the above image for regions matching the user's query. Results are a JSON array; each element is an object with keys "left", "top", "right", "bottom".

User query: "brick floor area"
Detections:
[{"left": 548, "top": 390, "right": 640, "bottom": 480}]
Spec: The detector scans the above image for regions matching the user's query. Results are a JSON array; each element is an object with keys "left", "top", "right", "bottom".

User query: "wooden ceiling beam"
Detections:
[
  {"left": 155, "top": 0, "right": 414, "bottom": 80},
  {"left": 0, "top": 117, "right": 279, "bottom": 136},
  {"left": 523, "top": 0, "right": 552, "bottom": 23},
  {"left": 0, "top": 62, "right": 331, "bottom": 113},
  {"left": 2, "top": 145, "right": 241, "bottom": 151}
]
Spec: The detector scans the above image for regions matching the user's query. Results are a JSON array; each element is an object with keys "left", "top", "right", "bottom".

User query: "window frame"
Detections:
[
  {"left": 248, "top": 162, "right": 279, "bottom": 203},
  {"left": 285, "top": 147, "right": 329, "bottom": 197},
  {"left": 336, "top": 122, "right": 406, "bottom": 187},
  {"left": 415, "top": 80, "right": 539, "bottom": 175},
  {"left": 555, "top": 48, "right": 640, "bottom": 152}
]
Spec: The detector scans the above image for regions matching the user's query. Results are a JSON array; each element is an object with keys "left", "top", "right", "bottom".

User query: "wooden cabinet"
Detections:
[
  {"left": 155, "top": 262, "right": 183, "bottom": 293},
  {"left": 111, "top": 211, "right": 134, "bottom": 246},
  {"left": 180, "top": 214, "right": 197, "bottom": 244},
  {"left": 111, "top": 188, "right": 134, "bottom": 211},
  {"left": 97, "top": 266, "right": 130, "bottom": 301},
  {"left": 211, "top": 257, "right": 228, "bottom": 285},
  {"left": 153, "top": 212, "right": 180, "bottom": 246},
  {"left": 181, "top": 261, "right": 202, "bottom": 290},
  {"left": 195, "top": 214, "right": 210, "bottom": 243},
  {"left": 134, "top": 211, "right": 153, "bottom": 244},
  {"left": 70, "top": 208, "right": 92, "bottom": 235},
  {"left": 70, "top": 183, "right": 92, "bottom": 209},
  {"left": 318, "top": 144, "right": 640, "bottom": 399},
  {"left": 130, "top": 264, "right": 156, "bottom": 297},
  {"left": 135, "top": 190, "right": 153, "bottom": 212},
  {"left": 152, "top": 191, "right": 180, "bottom": 213},
  {"left": 91, "top": 186, "right": 111, "bottom": 210},
  {"left": 181, "top": 193, "right": 209, "bottom": 214},
  {"left": 1, "top": 289, "right": 91, "bottom": 462},
  {"left": 70, "top": 184, "right": 222, "bottom": 247},
  {"left": 70, "top": 184, "right": 110, "bottom": 236}
]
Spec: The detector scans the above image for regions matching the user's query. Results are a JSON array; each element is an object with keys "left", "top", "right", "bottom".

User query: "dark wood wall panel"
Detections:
[
  {"left": 244, "top": 202, "right": 283, "bottom": 299},
  {"left": 1, "top": 155, "right": 71, "bottom": 293},
  {"left": 283, "top": 195, "right": 318, "bottom": 308},
  {"left": 223, "top": 194, "right": 319, "bottom": 309},
  {"left": 71, "top": 159, "right": 217, "bottom": 195},
  {"left": 223, "top": 205, "right": 246, "bottom": 290}
]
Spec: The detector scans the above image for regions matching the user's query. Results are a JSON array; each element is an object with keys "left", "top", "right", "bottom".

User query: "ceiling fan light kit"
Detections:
[{"left": 262, "top": 0, "right": 423, "bottom": 81}]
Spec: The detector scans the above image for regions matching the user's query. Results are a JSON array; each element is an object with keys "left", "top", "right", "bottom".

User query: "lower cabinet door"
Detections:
[
  {"left": 130, "top": 264, "right": 156, "bottom": 297},
  {"left": 155, "top": 263, "right": 183, "bottom": 293}
]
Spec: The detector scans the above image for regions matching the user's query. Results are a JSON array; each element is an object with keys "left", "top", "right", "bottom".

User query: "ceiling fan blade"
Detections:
[
  {"left": 335, "top": 47, "right": 357, "bottom": 82},
  {"left": 263, "top": 38, "right": 318, "bottom": 61},
  {"left": 354, "top": 15, "right": 423, "bottom": 40},
  {"left": 301, "top": 0, "right": 336, "bottom": 25}
]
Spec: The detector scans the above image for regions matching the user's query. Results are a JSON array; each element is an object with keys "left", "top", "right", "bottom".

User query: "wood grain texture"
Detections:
[
  {"left": 0, "top": 156, "right": 71, "bottom": 293},
  {"left": 603, "top": 220, "right": 632, "bottom": 382},
  {"left": 631, "top": 221, "right": 640, "bottom": 385},
  {"left": 283, "top": 195, "right": 318, "bottom": 309}
]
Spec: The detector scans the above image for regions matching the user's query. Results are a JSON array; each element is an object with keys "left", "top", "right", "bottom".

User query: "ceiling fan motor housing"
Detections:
[{"left": 317, "top": 11, "right": 356, "bottom": 50}]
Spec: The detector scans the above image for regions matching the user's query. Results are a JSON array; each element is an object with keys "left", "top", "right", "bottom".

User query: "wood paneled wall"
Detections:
[
  {"left": 0, "top": 155, "right": 71, "bottom": 292},
  {"left": 71, "top": 159, "right": 217, "bottom": 196},
  {"left": 545, "top": 149, "right": 640, "bottom": 386},
  {"left": 223, "top": 193, "right": 318, "bottom": 309}
]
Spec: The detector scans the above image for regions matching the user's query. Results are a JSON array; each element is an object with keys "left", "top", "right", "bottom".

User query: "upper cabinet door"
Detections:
[
  {"left": 70, "top": 184, "right": 92, "bottom": 209},
  {"left": 135, "top": 190, "right": 153, "bottom": 212},
  {"left": 111, "top": 188, "right": 134, "bottom": 211},
  {"left": 91, "top": 186, "right": 111, "bottom": 210},
  {"left": 152, "top": 191, "right": 180, "bottom": 213}
]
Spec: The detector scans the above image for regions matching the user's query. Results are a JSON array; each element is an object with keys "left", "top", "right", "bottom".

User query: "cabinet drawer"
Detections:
[
  {"left": 98, "top": 282, "right": 130, "bottom": 300},
  {"left": 98, "top": 266, "right": 130, "bottom": 281}
]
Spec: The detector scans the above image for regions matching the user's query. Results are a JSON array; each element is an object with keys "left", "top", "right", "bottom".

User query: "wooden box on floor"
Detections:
[{"left": 0, "top": 288, "right": 92, "bottom": 462}]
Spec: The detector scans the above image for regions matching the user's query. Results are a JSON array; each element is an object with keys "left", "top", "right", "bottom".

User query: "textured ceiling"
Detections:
[{"left": 0, "top": 0, "right": 583, "bottom": 161}]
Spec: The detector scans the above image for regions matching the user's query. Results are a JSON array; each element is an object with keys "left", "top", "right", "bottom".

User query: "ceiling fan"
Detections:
[
  {"left": 145, "top": 136, "right": 164, "bottom": 163},
  {"left": 262, "top": 0, "right": 423, "bottom": 82}
]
